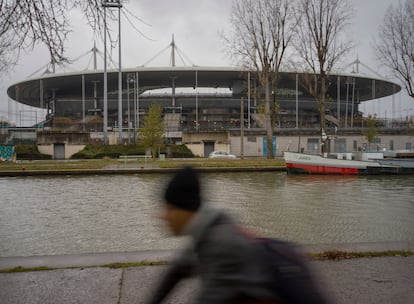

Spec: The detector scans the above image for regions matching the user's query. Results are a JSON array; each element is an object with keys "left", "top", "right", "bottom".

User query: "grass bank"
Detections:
[{"left": 0, "top": 158, "right": 286, "bottom": 172}]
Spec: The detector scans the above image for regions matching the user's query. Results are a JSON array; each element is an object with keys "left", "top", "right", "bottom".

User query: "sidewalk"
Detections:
[{"left": 1, "top": 242, "right": 413, "bottom": 304}]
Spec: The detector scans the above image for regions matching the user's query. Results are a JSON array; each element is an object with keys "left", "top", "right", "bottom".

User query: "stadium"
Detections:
[{"left": 5, "top": 44, "right": 410, "bottom": 158}]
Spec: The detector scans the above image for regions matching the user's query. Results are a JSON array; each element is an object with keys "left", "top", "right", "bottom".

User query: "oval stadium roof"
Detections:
[{"left": 7, "top": 66, "right": 401, "bottom": 108}]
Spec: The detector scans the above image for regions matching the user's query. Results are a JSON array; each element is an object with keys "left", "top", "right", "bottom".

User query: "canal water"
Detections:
[{"left": 0, "top": 172, "right": 413, "bottom": 257}]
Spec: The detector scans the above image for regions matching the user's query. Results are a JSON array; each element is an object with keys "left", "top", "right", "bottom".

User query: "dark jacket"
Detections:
[{"left": 147, "top": 207, "right": 278, "bottom": 304}]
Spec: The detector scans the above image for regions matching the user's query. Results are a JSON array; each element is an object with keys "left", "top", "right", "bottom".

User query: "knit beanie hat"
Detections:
[{"left": 164, "top": 167, "right": 201, "bottom": 211}]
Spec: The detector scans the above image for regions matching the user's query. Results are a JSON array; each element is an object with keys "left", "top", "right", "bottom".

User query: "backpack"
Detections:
[{"left": 234, "top": 226, "right": 328, "bottom": 304}]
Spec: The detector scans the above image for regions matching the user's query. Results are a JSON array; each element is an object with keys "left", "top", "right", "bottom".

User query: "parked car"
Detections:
[{"left": 208, "top": 151, "right": 237, "bottom": 159}]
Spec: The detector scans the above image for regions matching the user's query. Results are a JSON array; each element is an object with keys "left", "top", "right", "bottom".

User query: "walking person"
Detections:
[{"left": 147, "top": 166, "right": 327, "bottom": 303}]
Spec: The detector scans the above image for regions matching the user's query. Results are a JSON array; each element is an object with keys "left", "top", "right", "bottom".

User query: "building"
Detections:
[{"left": 6, "top": 65, "right": 406, "bottom": 158}]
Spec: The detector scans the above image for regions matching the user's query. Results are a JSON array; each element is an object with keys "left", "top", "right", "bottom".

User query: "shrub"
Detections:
[
  {"left": 163, "top": 144, "right": 194, "bottom": 158},
  {"left": 14, "top": 145, "right": 52, "bottom": 160},
  {"left": 71, "top": 144, "right": 147, "bottom": 159},
  {"left": 71, "top": 144, "right": 194, "bottom": 159}
]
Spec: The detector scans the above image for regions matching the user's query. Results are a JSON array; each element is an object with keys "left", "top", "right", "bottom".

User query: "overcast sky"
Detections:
[{"left": 1, "top": 0, "right": 412, "bottom": 125}]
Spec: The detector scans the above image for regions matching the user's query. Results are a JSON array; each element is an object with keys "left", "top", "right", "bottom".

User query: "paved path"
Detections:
[{"left": 1, "top": 243, "right": 413, "bottom": 304}]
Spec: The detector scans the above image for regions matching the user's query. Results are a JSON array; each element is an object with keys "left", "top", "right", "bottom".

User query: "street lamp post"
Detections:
[
  {"left": 102, "top": 2, "right": 108, "bottom": 144},
  {"left": 102, "top": 0, "right": 122, "bottom": 145},
  {"left": 117, "top": 1, "right": 123, "bottom": 143}
]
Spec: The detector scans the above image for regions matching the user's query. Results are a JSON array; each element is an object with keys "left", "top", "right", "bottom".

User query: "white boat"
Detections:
[
  {"left": 283, "top": 151, "right": 403, "bottom": 175},
  {"left": 376, "top": 150, "right": 414, "bottom": 173}
]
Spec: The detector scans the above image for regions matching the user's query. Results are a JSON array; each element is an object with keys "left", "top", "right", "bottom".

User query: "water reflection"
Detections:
[{"left": 0, "top": 172, "right": 413, "bottom": 257}]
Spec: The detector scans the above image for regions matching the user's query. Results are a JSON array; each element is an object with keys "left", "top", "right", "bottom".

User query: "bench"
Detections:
[{"left": 119, "top": 155, "right": 152, "bottom": 165}]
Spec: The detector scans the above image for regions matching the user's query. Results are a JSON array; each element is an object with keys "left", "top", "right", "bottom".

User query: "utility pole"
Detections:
[
  {"left": 103, "top": 2, "right": 108, "bottom": 144},
  {"left": 117, "top": 1, "right": 123, "bottom": 144},
  {"left": 102, "top": 0, "right": 122, "bottom": 145}
]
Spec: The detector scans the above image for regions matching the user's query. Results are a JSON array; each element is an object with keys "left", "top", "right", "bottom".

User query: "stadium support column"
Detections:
[
  {"left": 15, "top": 85, "right": 19, "bottom": 126},
  {"left": 136, "top": 71, "right": 140, "bottom": 137},
  {"left": 345, "top": 78, "right": 350, "bottom": 128},
  {"left": 392, "top": 84, "right": 396, "bottom": 125},
  {"left": 351, "top": 78, "right": 355, "bottom": 128},
  {"left": 248, "top": 72, "right": 251, "bottom": 129},
  {"left": 82, "top": 74, "right": 85, "bottom": 131},
  {"left": 39, "top": 79, "right": 44, "bottom": 127},
  {"left": 240, "top": 97, "right": 244, "bottom": 159},
  {"left": 133, "top": 74, "right": 137, "bottom": 144},
  {"left": 171, "top": 36, "right": 176, "bottom": 112},
  {"left": 171, "top": 76, "right": 176, "bottom": 110},
  {"left": 39, "top": 79, "right": 44, "bottom": 111},
  {"left": 296, "top": 73, "right": 299, "bottom": 129},
  {"left": 372, "top": 79, "right": 376, "bottom": 116},
  {"left": 92, "top": 81, "right": 99, "bottom": 116},
  {"left": 133, "top": 71, "right": 140, "bottom": 144},
  {"left": 337, "top": 75, "right": 340, "bottom": 124},
  {"left": 126, "top": 74, "right": 130, "bottom": 144}
]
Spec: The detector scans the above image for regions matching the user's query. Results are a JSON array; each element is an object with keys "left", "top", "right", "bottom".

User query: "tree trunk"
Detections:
[
  {"left": 264, "top": 80, "right": 274, "bottom": 159},
  {"left": 320, "top": 77, "right": 327, "bottom": 154}
]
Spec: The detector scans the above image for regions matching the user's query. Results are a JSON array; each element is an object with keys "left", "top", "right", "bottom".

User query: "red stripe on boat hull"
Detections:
[{"left": 286, "top": 163, "right": 360, "bottom": 175}]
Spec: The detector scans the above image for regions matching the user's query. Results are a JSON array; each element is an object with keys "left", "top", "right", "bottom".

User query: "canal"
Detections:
[{"left": 0, "top": 172, "right": 413, "bottom": 257}]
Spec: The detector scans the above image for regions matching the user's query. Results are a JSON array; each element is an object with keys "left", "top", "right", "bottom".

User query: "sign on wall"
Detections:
[{"left": 0, "top": 146, "right": 14, "bottom": 161}]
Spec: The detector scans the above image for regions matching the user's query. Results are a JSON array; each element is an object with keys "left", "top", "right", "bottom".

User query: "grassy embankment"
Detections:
[{"left": 0, "top": 158, "right": 286, "bottom": 172}]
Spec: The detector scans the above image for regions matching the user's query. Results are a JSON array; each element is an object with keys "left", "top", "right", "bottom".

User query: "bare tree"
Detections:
[
  {"left": 224, "top": 0, "right": 297, "bottom": 158},
  {"left": 294, "top": 0, "right": 353, "bottom": 153},
  {"left": 0, "top": 30, "right": 17, "bottom": 72},
  {"left": 0, "top": 0, "right": 117, "bottom": 73},
  {"left": 376, "top": 0, "right": 414, "bottom": 98}
]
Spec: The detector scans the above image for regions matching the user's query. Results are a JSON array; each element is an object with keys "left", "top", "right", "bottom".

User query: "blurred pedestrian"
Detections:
[{"left": 147, "top": 166, "right": 327, "bottom": 303}]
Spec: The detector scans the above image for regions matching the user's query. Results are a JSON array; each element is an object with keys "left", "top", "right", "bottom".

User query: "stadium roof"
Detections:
[{"left": 7, "top": 66, "right": 401, "bottom": 108}]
